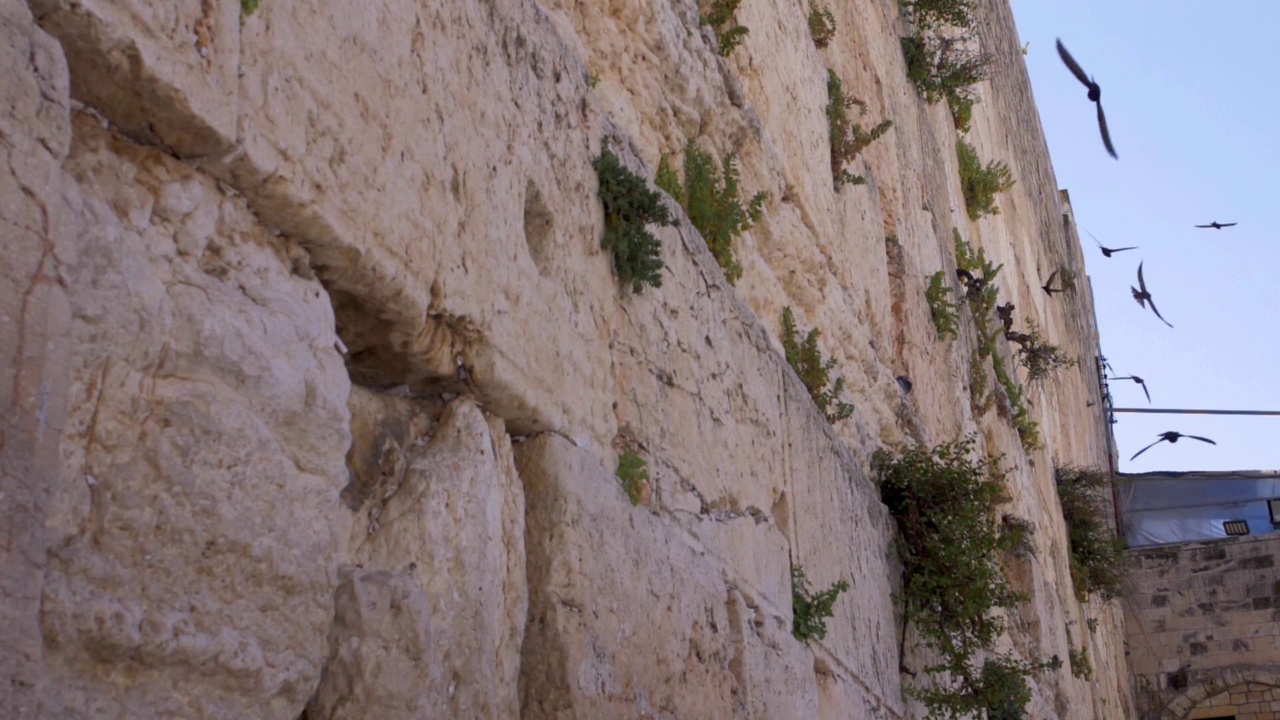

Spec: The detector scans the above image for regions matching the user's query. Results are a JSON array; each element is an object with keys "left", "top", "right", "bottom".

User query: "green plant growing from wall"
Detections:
[
  {"left": 791, "top": 564, "right": 850, "bottom": 642},
  {"left": 1055, "top": 466, "right": 1127, "bottom": 600},
  {"left": 240, "top": 0, "right": 260, "bottom": 17},
  {"left": 781, "top": 307, "right": 854, "bottom": 423},
  {"left": 656, "top": 141, "right": 767, "bottom": 284},
  {"left": 616, "top": 447, "right": 649, "bottom": 506},
  {"left": 808, "top": 3, "right": 837, "bottom": 49},
  {"left": 926, "top": 270, "right": 960, "bottom": 340},
  {"left": 827, "top": 70, "right": 894, "bottom": 188},
  {"left": 1013, "top": 320, "right": 1077, "bottom": 384},
  {"left": 594, "top": 145, "right": 675, "bottom": 292},
  {"left": 1067, "top": 639, "right": 1094, "bottom": 680},
  {"left": 702, "top": 0, "right": 750, "bottom": 56},
  {"left": 900, "top": 33, "right": 988, "bottom": 133},
  {"left": 952, "top": 232, "right": 1040, "bottom": 450},
  {"left": 956, "top": 137, "right": 1015, "bottom": 220},
  {"left": 900, "top": 0, "right": 977, "bottom": 30},
  {"left": 875, "top": 438, "right": 1045, "bottom": 719}
]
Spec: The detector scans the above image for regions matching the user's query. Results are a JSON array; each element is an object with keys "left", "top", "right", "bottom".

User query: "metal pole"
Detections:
[{"left": 1110, "top": 408, "right": 1280, "bottom": 416}]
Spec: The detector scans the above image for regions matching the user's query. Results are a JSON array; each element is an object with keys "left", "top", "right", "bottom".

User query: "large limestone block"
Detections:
[
  {"left": 0, "top": 1, "right": 77, "bottom": 715},
  {"left": 517, "top": 433, "right": 742, "bottom": 718},
  {"left": 304, "top": 568, "right": 438, "bottom": 720},
  {"left": 327, "top": 397, "right": 526, "bottom": 719},
  {"left": 781, "top": 392, "right": 904, "bottom": 714},
  {"left": 38, "top": 120, "right": 351, "bottom": 720},
  {"left": 724, "top": 587, "right": 820, "bottom": 718},
  {"left": 29, "top": 0, "right": 241, "bottom": 155}
]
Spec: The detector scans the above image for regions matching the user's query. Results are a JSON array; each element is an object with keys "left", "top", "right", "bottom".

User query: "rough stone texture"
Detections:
[
  {"left": 306, "top": 568, "right": 436, "bottom": 720},
  {"left": 1127, "top": 534, "right": 1280, "bottom": 719},
  {"left": 0, "top": 2, "right": 76, "bottom": 715},
  {"left": 2, "top": 0, "right": 1139, "bottom": 715},
  {"left": 37, "top": 117, "right": 351, "bottom": 719},
  {"left": 314, "top": 397, "right": 527, "bottom": 720}
]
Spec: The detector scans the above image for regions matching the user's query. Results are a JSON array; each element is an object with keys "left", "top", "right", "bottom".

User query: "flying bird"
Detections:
[
  {"left": 1130, "top": 262, "right": 1173, "bottom": 328},
  {"left": 1056, "top": 39, "right": 1117, "bottom": 159},
  {"left": 1088, "top": 231, "right": 1137, "bottom": 258},
  {"left": 1130, "top": 431, "right": 1217, "bottom": 461},
  {"left": 1195, "top": 221, "right": 1237, "bottom": 230},
  {"left": 1110, "top": 375, "right": 1151, "bottom": 403},
  {"left": 1042, "top": 269, "right": 1067, "bottom": 295}
]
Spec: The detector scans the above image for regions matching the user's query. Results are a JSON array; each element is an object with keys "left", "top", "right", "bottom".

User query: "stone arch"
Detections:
[{"left": 1162, "top": 667, "right": 1280, "bottom": 720}]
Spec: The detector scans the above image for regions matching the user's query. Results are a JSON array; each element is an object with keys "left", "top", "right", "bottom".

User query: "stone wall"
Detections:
[
  {"left": 1127, "top": 535, "right": 1280, "bottom": 719},
  {"left": 1, "top": 0, "right": 1136, "bottom": 716}
]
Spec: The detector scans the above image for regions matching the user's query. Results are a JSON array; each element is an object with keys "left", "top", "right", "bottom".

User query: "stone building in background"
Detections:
[{"left": 1122, "top": 471, "right": 1280, "bottom": 719}]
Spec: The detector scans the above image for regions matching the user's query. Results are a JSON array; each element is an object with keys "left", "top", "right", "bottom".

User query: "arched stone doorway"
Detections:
[{"left": 1160, "top": 668, "right": 1280, "bottom": 720}]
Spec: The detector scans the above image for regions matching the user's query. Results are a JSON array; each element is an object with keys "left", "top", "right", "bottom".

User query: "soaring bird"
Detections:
[
  {"left": 1111, "top": 375, "right": 1151, "bottom": 403},
  {"left": 1131, "top": 262, "right": 1173, "bottom": 328},
  {"left": 1042, "top": 269, "right": 1067, "bottom": 295},
  {"left": 1088, "top": 231, "right": 1137, "bottom": 258},
  {"left": 1195, "top": 221, "right": 1237, "bottom": 230},
  {"left": 1056, "top": 39, "right": 1117, "bottom": 159},
  {"left": 1130, "top": 431, "right": 1217, "bottom": 461}
]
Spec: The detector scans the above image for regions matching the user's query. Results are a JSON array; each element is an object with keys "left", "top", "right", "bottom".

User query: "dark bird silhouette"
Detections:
[
  {"left": 956, "top": 268, "right": 987, "bottom": 298},
  {"left": 1110, "top": 375, "right": 1151, "bottom": 403},
  {"left": 1195, "top": 221, "right": 1237, "bottom": 230},
  {"left": 1130, "top": 262, "right": 1173, "bottom": 328},
  {"left": 1088, "top": 231, "right": 1137, "bottom": 258},
  {"left": 1130, "top": 431, "right": 1217, "bottom": 461},
  {"left": 1056, "top": 39, "right": 1117, "bottom": 159},
  {"left": 996, "top": 302, "right": 1015, "bottom": 332},
  {"left": 1005, "top": 329, "right": 1032, "bottom": 346},
  {"left": 1041, "top": 269, "right": 1067, "bottom": 296}
]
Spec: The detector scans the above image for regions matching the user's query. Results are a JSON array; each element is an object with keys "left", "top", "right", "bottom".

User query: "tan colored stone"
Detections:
[
  {"left": 0, "top": 2, "right": 77, "bottom": 716},
  {"left": 326, "top": 398, "right": 527, "bottom": 719},
  {"left": 38, "top": 120, "right": 351, "bottom": 719}
]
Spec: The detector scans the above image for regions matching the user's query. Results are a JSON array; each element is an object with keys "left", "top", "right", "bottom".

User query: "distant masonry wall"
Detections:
[{"left": 1127, "top": 535, "right": 1280, "bottom": 719}]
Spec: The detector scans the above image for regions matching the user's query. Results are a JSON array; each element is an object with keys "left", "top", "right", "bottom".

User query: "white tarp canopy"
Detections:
[{"left": 1117, "top": 471, "right": 1280, "bottom": 547}]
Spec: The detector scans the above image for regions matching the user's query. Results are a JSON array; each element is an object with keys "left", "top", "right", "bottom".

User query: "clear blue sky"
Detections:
[{"left": 1009, "top": 1, "right": 1280, "bottom": 473}]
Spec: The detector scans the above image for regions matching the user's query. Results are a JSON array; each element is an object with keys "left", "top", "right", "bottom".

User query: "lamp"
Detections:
[
  {"left": 1269, "top": 499, "right": 1280, "bottom": 527},
  {"left": 1223, "top": 519, "right": 1250, "bottom": 537}
]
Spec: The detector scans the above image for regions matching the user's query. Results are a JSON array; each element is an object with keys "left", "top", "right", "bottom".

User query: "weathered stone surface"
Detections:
[
  {"left": 325, "top": 397, "right": 526, "bottom": 719},
  {"left": 517, "top": 432, "right": 743, "bottom": 718},
  {"left": 0, "top": 2, "right": 76, "bottom": 715},
  {"left": 3, "top": 0, "right": 1137, "bottom": 714},
  {"left": 37, "top": 119, "right": 350, "bottom": 719},
  {"left": 305, "top": 568, "right": 437, "bottom": 720}
]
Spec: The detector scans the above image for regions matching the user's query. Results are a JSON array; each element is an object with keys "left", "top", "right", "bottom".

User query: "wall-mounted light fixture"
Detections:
[
  {"left": 1223, "top": 519, "right": 1250, "bottom": 536},
  {"left": 1268, "top": 499, "right": 1280, "bottom": 528}
]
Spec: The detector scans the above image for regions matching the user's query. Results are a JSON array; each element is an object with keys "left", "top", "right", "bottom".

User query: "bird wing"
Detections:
[
  {"left": 1096, "top": 103, "right": 1118, "bottom": 159},
  {"left": 1044, "top": 269, "right": 1060, "bottom": 289},
  {"left": 1187, "top": 435, "right": 1217, "bottom": 445},
  {"left": 1137, "top": 262, "right": 1148, "bottom": 293},
  {"left": 1222, "top": 222, "right": 1238, "bottom": 227},
  {"left": 1113, "top": 246, "right": 1138, "bottom": 252},
  {"left": 1087, "top": 231, "right": 1103, "bottom": 246},
  {"left": 1195, "top": 224, "right": 1214, "bottom": 228},
  {"left": 1146, "top": 295, "right": 1174, "bottom": 327},
  {"left": 1130, "top": 437, "right": 1166, "bottom": 461},
  {"left": 1130, "top": 287, "right": 1146, "bottom": 308},
  {"left": 1056, "top": 39, "right": 1092, "bottom": 87},
  {"left": 1141, "top": 383, "right": 1151, "bottom": 403}
]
